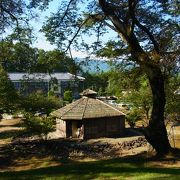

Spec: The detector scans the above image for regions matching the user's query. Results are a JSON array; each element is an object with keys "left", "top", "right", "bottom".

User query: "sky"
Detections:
[
  {"left": 31, "top": 0, "right": 116, "bottom": 59},
  {"left": 32, "top": 1, "right": 59, "bottom": 51},
  {"left": 32, "top": 0, "right": 89, "bottom": 58}
]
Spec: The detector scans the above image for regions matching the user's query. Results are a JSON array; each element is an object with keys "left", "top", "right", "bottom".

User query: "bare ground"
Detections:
[{"left": 0, "top": 118, "right": 179, "bottom": 172}]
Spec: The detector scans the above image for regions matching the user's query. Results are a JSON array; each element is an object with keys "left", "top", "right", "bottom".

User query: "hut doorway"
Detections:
[{"left": 72, "top": 121, "right": 83, "bottom": 138}]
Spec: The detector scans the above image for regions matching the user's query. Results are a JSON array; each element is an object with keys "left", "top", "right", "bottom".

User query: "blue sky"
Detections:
[
  {"left": 32, "top": 0, "right": 59, "bottom": 51},
  {"left": 31, "top": 0, "right": 117, "bottom": 59}
]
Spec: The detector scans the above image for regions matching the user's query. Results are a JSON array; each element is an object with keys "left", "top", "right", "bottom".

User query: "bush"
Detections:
[
  {"left": 63, "top": 90, "right": 73, "bottom": 103},
  {"left": 20, "top": 92, "right": 63, "bottom": 115},
  {"left": 23, "top": 113, "right": 55, "bottom": 140},
  {"left": 126, "top": 108, "right": 142, "bottom": 128}
]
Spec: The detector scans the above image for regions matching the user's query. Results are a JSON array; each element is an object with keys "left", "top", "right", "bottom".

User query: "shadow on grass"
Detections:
[
  {"left": 0, "top": 123, "right": 22, "bottom": 128},
  {"left": 0, "top": 157, "right": 179, "bottom": 180},
  {"left": 124, "top": 127, "right": 144, "bottom": 137},
  {"left": 0, "top": 130, "right": 23, "bottom": 139}
]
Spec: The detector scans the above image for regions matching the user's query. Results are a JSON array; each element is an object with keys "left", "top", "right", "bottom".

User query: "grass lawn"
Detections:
[{"left": 0, "top": 158, "right": 179, "bottom": 180}]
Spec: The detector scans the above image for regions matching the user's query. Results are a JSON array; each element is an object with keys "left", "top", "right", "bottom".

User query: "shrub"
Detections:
[
  {"left": 20, "top": 92, "right": 63, "bottom": 115},
  {"left": 23, "top": 113, "right": 55, "bottom": 140},
  {"left": 126, "top": 108, "right": 142, "bottom": 128},
  {"left": 63, "top": 90, "right": 73, "bottom": 103}
]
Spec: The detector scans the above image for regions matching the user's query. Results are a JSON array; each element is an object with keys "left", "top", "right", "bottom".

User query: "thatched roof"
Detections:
[{"left": 51, "top": 96, "right": 125, "bottom": 120}]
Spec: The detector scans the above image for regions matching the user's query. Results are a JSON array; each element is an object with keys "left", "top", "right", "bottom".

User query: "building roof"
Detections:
[
  {"left": 8, "top": 73, "right": 85, "bottom": 81},
  {"left": 80, "top": 89, "right": 97, "bottom": 97},
  {"left": 51, "top": 96, "right": 125, "bottom": 120}
]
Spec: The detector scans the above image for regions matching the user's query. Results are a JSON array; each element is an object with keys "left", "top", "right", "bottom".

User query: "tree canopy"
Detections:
[
  {"left": 41, "top": 0, "right": 179, "bottom": 155},
  {"left": 0, "top": 65, "right": 18, "bottom": 112},
  {"left": 0, "top": 41, "right": 38, "bottom": 72},
  {"left": 0, "top": 40, "right": 81, "bottom": 74},
  {"left": 0, "top": 0, "right": 51, "bottom": 36}
]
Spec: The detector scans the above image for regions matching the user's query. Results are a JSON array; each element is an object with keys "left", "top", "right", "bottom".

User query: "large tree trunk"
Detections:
[
  {"left": 127, "top": 34, "right": 172, "bottom": 156},
  {"left": 127, "top": 33, "right": 172, "bottom": 156},
  {"left": 143, "top": 64, "right": 172, "bottom": 156}
]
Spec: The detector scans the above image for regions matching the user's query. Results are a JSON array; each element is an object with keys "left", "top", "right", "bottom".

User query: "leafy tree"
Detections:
[
  {"left": 126, "top": 76, "right": 152, "bottom": 122},
  {"left": 20, "top": 92, "right": 63, "bottom": 115},
  {"left": 107, "top": 66, "right": 142, "bottom": 97},
  {"left": 126, "top": 108, "right": 142, "bottom": 128},
  {"left": 165, "top": 75, "right": 180, "bottom": 123},
  {"left": 83, "top": 72, "right": 108, "bottom": 95},
  {"left": 1, "top": 0, "right": 178, "bottom": 155},
  {"left": 0, "top": 65, "right": 19, "bottom": 112},
  {"left": 0, "top": 41, "right": 38, "bottom": 72},
  {"left": 36, "top": 49, "right": 81, "bottom": 74},
  {"left": 103, "top": 67, "right": 152, "bottom": 123},
  {"left": 42, "top": 0, "right": 179, "bottom": 155},
  {"left": 0, "top": 41, "right": 81, "bottom": 73}
]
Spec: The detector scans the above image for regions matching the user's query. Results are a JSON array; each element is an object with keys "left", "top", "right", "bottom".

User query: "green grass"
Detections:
[{"left": 0, "top": 158, "right": 179, "bottom": 180}]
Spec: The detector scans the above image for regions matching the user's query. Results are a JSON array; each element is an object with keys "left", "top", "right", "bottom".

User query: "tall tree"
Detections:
[
  {"left": 0, "top": 65, "right": 18, "bottom": 112},
  {"left": 0, "top": 41, "right": 81, "bottom": 73},
  {"left": 42, "top": 0, "right": 179, "bottom": 155},
  {"left": 36, "top": 49, "right": 81, "bottom": 74},
  {"left": 0, "top": 41, "right": 38, "bottom": 72}
]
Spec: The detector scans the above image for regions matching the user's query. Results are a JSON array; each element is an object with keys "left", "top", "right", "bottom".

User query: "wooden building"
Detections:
[{"left": 51, "top": 89, "right": 125, "bottom": 139}]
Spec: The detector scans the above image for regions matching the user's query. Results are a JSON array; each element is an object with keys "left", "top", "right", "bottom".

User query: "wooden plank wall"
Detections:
[{"left": 83, "top": 116, "right": 125, "bottom": 139}]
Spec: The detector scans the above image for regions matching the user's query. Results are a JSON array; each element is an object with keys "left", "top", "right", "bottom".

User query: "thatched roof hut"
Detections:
[{"left": 51, "top": 89, "right": 125, "bottom": 139}]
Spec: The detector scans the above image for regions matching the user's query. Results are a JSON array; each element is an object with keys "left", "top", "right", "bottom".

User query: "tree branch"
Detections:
[
  {"left": 65, "top": 18, "right": 89, "bottom": 52},
  {"left": 99, "top": 0, "right": 127, "bottom": 36},
  {"left": 128, "top": 0, "right": 160, "bottom": 53},
  {"left": 59, "top": 0, "right": 75, "bottom": 25},
  {"left": 0, "top": 4, "right": 24, "bottom": 42},
  {"left": 0, "top": 4, "right": 19, "bottom": 28}
]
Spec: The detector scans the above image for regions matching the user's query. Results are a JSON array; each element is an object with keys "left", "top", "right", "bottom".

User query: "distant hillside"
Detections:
[{"left": 76, "top": 58, "right": 110, "bottom": 72}]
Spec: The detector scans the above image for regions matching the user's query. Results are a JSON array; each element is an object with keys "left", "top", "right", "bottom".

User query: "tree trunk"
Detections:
[
  {"left": 127, "top": 33, "right": 172, "bottom": 156},
  {"left": 127, "top": 34, "right": 172, "bottom": 156},
  {"left": 143, "top": 64, "right": 172, "bottom": 156}
]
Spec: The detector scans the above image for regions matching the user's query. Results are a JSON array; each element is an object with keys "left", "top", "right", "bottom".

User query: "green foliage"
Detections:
[
  {"left": 93, "top": 67, "right": 152, "bottom": 122},
  {"left": 23, "top": 113, "right": 55, "bottom": 139},
  {"left": 0, "top": 41, "right": 37, "bottom": 72},
  {"left": 96, "top": 41, "right": 128, "bottom": 58},
  {"left": 63, "top": 90, "right": 73, "bottom": 103},
  {"left": 126, "top": 108, "right": 143, "bottom": 128},
  {"left": 83, "top": 72, "right": 108, "bottom": 95},
  {"left": 0, "top": 0, "right": 50, "bottom": 38},
  {"left": 42, "top": 0, "right": 179, "bottom": 59},
  {"left": 36, "top": 49, "right": 81, "bottom": 74},
  {"left": 165, "top": 75, "right": 180, "bottom": 121},
  {"left": 125, "top": 76, "right": 152, "bottom": 121},
  {"left": 20, "top": 92, "right": 63, "bottom": 115},
  {"left": 107, "top": 67, "right": 143, "bottom": 95},
  {"left": 48, "top": 90, "right": 55, "bottom": 97},
  {"left": 0, "top": 41, "right": 81, "bottom": 74},
  {"left": 0, "top": 65, "right": 19, "bottom": 112}
]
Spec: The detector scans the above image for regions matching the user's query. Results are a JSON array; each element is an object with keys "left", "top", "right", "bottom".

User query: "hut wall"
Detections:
[
  {"left": 83, "top": 116, "right": 125, "bottom": 139},
  {"left": 56, "top": 118, "right": 66, "bottom": 138}
]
